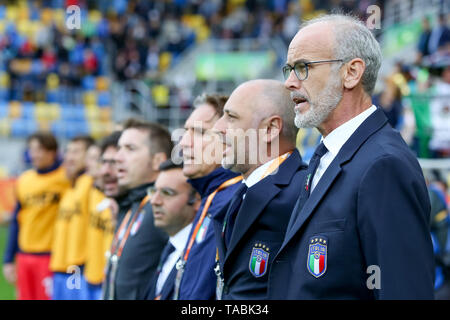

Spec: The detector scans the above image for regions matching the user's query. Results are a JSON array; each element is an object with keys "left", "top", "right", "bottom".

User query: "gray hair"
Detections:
[{"left": 300, "top": 14, "right": 382, "bottom": 95}]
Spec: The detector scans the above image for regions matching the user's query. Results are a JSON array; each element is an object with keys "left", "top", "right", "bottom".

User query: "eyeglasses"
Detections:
[
  {"left": 148, "top": 186, "right": 178, "bottom": 198},
  {"left": 282, "top": 59, "right": 343, "bottom": 81}
]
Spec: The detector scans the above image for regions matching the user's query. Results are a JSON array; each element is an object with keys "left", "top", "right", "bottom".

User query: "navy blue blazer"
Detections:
[
  {"left": 268, "top": 108, "right": 435, "bottom": 300},
  {"left": 213, "top": 149, "right": 307, "bottom": 299}
]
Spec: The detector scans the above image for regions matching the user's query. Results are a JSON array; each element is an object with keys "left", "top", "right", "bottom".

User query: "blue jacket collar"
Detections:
[
  {"left": 188, "top": 167, "right": 240, "bottom": 198},
  {"left": 36, "top": 158, "right": 62, "bottom": 174}
]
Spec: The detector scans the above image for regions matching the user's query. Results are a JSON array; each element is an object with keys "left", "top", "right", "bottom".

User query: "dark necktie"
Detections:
[
  {"left": 224, "top": 183, "right": 248, "bottom": 247},
  {"left": 157, "top": 241, "right": 176, "bottom": 274},
  {"left": 289, "top": 142, "right": 328, "bottom": 226}
]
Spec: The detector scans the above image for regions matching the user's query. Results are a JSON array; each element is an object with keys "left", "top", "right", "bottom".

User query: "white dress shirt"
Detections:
[
  {"left": 310, "top": 105, "right": 377, "bottom": 193},
  {"left": 155, "top": 223, "right": 192, "bottom": 295},
  {"left": 243, "top": 152, "right": 292, "bottom": 189}
]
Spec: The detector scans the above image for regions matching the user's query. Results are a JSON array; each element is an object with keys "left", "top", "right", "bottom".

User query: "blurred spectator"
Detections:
[
  {"left": 429, "top": 64, "right": 450, "bottom": 158},
  {"left": 428, "top": 14, "right": 450, "bottom": 56},
  {"left": 417, "top": 17, "right": 432, "bottom": 64},
  {"left": 372, "top": 78, "right": 404, "bottom": 129}
]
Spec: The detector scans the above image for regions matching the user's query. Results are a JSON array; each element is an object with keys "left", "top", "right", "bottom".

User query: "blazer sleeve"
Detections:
[{"left": 356, "top": 155, "right": 435, "bottom": 299}]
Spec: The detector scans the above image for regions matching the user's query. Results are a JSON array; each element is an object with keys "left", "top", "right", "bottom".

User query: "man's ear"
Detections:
[
  {"left": 151, "top": 152, "right": 167, "bottom": 171},
  {"left": 342, "top": 58, "right": 365, "bottom": 90},
  {"left": 261, "top": 115, "right": 283, "bottom": 144}
]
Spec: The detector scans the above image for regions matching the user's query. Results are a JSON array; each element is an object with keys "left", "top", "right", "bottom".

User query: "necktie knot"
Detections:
[
  {"left": 158, "top": 242, "right": 175, "bottom": 271},
  {"left": 313, "top": 142, "right": 328, "bottom": 158}
]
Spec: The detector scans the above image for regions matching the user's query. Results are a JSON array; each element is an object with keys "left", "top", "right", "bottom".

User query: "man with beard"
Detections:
[
  {"left": 174, "top": 93, "right": 242, "bottom": 300},
  {"left": 103, "top": 119, "right": 170, "bottom": 300},
  {"left": 269, "top": 14, "right": 434, "bottom": 299},
  {"left": 212, "top": 79, "right": 307, "bottom": 299}
]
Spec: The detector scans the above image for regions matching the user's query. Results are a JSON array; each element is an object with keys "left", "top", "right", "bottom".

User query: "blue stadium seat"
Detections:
[
  {"left": 82, "top": 76, "right": 96, "bottom": 91},
  {"left": 97, "top": 91, "right": 111, "bottom": 106},
  {"left": 21, "top": 102, "right": 35, "bottom": 119},
  {"left": 0, "top": 101, "right": 8, "bottom": 118},
  {"left": 11, "top": 119, "right": 37, "bottom": 138},
  {"left": 46, "top": 89, "right": 59, "bottom": 103},
  {"left": 67, "top": 120, "right": 89, "bottom": 138}
]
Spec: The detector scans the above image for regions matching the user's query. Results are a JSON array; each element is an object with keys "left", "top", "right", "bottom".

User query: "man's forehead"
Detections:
[
  {"left": 119, "top": 128, "right": 147, "bottom": 144},
  {"left": 156, "top": 169, "right": 187, "bottom": 188},
  {"left": 287, "top": 23, "right": 334, "bottom": 62},
  {"left": 185, "top": 105, "right": 217, "bottom": 129}
]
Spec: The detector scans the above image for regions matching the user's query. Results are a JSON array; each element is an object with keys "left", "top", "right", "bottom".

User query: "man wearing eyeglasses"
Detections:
[
  {"left": 145, "top": 160, "right": 200, "bottom": 300},
  {"left": 102, "top": 119, "right": 171, "bottom": 300},
  {"left": 269, "top": 14, "right": 434, "bottom": 299}
]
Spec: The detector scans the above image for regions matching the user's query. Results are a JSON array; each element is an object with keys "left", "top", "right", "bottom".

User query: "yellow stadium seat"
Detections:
[
  {"left": 83, "top": 91, "right": 97, "bottom": 106},
  {"left": 96, "top": 77, "right": 109, "bottom": 91},
  {"left": 6, "top": 6, "right": 18, "bottom": 21},
  {"left": 35, "top": 102, "right": 49, "bottom": 121},
  {"left": 38, "top": 120, "right": 50, "bottom": 132},
  {"left": 9, "top": 101, "right": 21, "bottom": 118},
  {"left": 17, "top": 19, "right": 32, "bottom": 36},
  {"left": 99, "top": 107, "right": 111, "bottom": 122},
  {"left": 196, "top": 25, "right": 210, "bottom": 43},
  {"left": 46, "top": 73, "right": 60, "bottom": 90},
  {"left": 89, "top": 120, "right": 113, "bottom": 140},
  {"left": 152, "top": 85, "right": 170, "bottom": 107},
  {"left": 85, "top": 105, "right": 100, "bottom": 121},
  {"left": 48, "top": 103, "right": 61, "bottom": 120},
  {"left": 0, "top": 72, "right": 10, "bottom": 88},
  {"left": 0, "top": 21, "right": 5, "bottom": 34},
  {"left": 0, "top": 118, "right": 11, "bottom": 136},
  {"left": 17, "top": 6, "right": 29, "bottom": 21},
  {"left": 159, "top": 52, "right": 172, "bottom": 72},
  {"left": 41, "top": 8, "right": 53, "bottom": 25},
  {"left": 88, "top": 10, "right": 102, "bottom": 23},
  {"left": 53, "top": 9, "right": 65, "bottom": 27}
]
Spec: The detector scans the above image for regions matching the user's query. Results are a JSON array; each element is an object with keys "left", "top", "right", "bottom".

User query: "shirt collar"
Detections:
[
  {"left": 169, "top": 223, "right": 192, "bottom": 252},
  {"left": 188, "top": 167, "right": 240, "bottom": 198},
  {"left": 36, "top": 158, "right": 62, "bottom": 174},
  {"left": 243, "top": 151, "right": 291, "bottom": 188},
  {"left": 322, "top": 105, "right": 377, "bottom": 157}
]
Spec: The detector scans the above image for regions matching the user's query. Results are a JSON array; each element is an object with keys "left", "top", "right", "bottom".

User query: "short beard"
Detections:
[{"left": 294, "top": 73, "right": 343, "bottom": 128}]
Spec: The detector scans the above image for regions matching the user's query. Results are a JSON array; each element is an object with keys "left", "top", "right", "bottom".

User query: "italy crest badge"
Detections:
[
  {"left": 249, "top": 243, "right": 269, "bottom": 278},
  {"left": 307, "top": 236, "right": 327, "bottom": 278}
]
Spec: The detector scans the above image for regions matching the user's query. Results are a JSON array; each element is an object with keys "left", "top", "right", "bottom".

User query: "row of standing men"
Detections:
[{"left": 4, "top": 14, "right": 435, "bottom": 299}]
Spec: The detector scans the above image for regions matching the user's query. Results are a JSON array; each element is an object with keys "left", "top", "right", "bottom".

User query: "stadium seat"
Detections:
[
  {"left": 0, "top": 118, "right": 10, "bottom": 136},
  {"left": 11, "top": 118, "right": 37, "bottom": 138},
  {"left": 21, "top": 102, "right": 34, "bottom": 119},
  {"left": 97, "top": 91, "right": 111, "bottom": 106},
  {"left": 0, "top": 101, "right": 8, "bottom": 118},
  {"left": 96, "top": 76, "right": 109, "bottom": 91},
  {"left": 82, "top": 76, "right": 96, "bottom": 91},
  {"left": 83, "top": 91, "right": 97, "bottom": 105},
  {"left": 8, "top": 101, "right": 21, "bottom": 118},
  {"left": 85, "top": 105, "right": 100, "bottom": 121}
]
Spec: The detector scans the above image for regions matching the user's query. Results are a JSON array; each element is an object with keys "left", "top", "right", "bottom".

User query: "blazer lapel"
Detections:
[
  {"left": 280, "top": 108, "right": 388, "bottom": 251},
  {"left": 224, "top": 149, "right": 305, "bottom": 262},
  {"left": 225, "top": 181, "right": 281, "bottom": 262}
]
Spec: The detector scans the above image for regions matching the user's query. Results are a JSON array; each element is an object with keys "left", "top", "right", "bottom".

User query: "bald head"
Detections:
[{"left": 229, "top": 79, "right": 297, "bottom": 144}]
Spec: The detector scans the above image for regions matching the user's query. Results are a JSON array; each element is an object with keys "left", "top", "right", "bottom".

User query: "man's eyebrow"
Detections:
[{"left": 287, "top": 58, "right": 310, "bottom": 65}]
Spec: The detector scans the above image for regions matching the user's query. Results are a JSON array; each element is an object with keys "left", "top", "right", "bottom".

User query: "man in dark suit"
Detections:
[
  {"left": 268, "top": 14, "right": 434, "bottom": 299},
  {"left": 103, "top": 119, "right": 171, "bottom": 300},
  {"left": 145, "top": 160, "right": 199, "bottom": 300},
  {"left": 213, "top": 79, "right": 307, "bottom": 299}
]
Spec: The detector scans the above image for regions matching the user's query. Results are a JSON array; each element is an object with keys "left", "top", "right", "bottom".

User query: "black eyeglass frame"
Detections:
[{"left": 282, "top": 59, "right": 344, "bottom": 81}]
